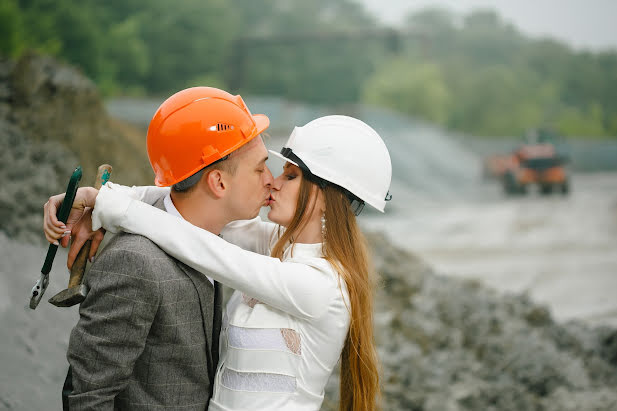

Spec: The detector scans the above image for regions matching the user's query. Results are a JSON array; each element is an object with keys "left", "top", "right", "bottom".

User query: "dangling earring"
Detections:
[{"left": 321, "top": 212, "right": 326, "bottom": 243}]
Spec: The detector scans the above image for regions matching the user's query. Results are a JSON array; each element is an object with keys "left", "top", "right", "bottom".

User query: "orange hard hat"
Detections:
[{"left": 146, "top": 87, "right": 270, "bottom": 186}]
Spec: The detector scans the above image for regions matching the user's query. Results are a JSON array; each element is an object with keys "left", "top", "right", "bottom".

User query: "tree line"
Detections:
[{"left": 1, "top": 1, "right": 615, "bottom": 137}]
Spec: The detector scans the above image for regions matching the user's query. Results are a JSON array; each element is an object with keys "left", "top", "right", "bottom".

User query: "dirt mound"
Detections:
[
  {"left": 321, "top": 232, "right": 617, "bottom": 410},
  {"left": 0, "top": 52, "right": 151, "bottom": 243}
]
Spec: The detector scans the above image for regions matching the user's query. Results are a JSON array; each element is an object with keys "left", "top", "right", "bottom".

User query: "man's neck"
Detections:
[{"left": 169, "top": 191, "right": 228, "bottom": 235}]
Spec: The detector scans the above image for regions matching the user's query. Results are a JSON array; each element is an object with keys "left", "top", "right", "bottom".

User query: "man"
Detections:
[{"left": 46, "top": 87, "right": 273, "bottom": 410}]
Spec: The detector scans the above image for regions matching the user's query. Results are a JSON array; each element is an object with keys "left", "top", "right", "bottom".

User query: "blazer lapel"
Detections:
[
  {"left": 211, "top": 280, "right": 222, "bottom": 372},
  {"left": 152, "top": 196, "right": 218, "bottom": 381},
  {"left": 177, "top": 263, "right": 217, "bottom": 382}
]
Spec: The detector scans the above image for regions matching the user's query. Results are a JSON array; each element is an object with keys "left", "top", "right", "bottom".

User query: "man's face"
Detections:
[{"left": 225, "top": 136, "right": 273, "bottom": 220}]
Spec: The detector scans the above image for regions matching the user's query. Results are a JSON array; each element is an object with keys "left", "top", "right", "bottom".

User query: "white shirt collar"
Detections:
[
  {"left": 164, "top": 193, "right": 214, "bottom": 286},
  {"left": 163, "top": 192, "right": 182, "bottom": 218}
]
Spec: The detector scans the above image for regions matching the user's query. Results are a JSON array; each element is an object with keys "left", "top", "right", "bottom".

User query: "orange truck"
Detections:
[{"left": 501, "top": 143, "right": 569, "bottom": 195}]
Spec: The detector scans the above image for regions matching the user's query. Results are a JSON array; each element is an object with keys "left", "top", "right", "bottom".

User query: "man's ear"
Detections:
[{"left": 204, "top": 169, "right": 227, "bottom": 198}]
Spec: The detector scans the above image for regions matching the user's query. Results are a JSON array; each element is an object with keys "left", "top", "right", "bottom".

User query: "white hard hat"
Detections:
[{"left": 269, "top": 115, "right": 392, "bottom": 214}]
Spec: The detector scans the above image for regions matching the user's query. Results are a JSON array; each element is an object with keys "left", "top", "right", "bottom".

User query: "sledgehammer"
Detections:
[{"left": 48, "top": 164, "right": 112, "bottom": 308}]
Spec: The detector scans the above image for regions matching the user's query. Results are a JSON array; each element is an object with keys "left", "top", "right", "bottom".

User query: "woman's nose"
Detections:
[{"left": 272, "top": 174, "right": 283, "bottom": 191}]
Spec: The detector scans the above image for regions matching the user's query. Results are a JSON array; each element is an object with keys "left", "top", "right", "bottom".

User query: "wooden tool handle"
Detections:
[
  {"left": 95, "top": 164, "right": 113, "bottom": 189},
  {"left": 68, "top": 240, "right": 92, "bottom": 287},
  {"left": 68, "top": 164, "right": 112, "bottom": 287}
]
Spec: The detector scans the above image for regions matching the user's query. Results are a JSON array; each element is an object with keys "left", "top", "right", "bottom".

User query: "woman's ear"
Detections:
[
  {"left": 204, "top": 169, "right": 227, "bottom": 198},
  {"left": 315, "top": 186, "right": 326, "bottom": 215}
]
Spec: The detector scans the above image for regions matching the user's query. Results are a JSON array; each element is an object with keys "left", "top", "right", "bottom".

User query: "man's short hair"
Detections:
[{"left": 172, "top": 153, "right": 239, "bottom": 193}]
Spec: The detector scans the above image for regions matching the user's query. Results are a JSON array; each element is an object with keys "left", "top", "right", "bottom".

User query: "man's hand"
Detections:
[{"left": 66, "top": 208, "right": 106, "bottom": 269}]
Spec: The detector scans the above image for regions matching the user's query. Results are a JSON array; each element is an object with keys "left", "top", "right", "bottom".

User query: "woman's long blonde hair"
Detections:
[{"left": 271, "top": 175, "right": 381, "bottom": 411}]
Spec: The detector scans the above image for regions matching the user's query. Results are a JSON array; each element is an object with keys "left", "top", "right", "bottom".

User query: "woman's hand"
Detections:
[
  {"left": 43, "top": 187, "right": 98, "bottom": 246},
  {"left": 43, "top": 187, "right": 103, "bottom": 268}
]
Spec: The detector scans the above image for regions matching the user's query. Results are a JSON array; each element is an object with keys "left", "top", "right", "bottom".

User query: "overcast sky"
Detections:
[{"left": 358, "top": 0, "right": 617, "bottom": 51}]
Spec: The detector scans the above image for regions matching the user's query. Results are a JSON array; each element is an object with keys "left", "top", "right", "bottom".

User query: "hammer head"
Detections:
[{"left": 48, "top": 284, "right": 88, "bottom": 307}]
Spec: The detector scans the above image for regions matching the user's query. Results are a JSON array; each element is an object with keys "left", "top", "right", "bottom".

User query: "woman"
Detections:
[{"left": 45, "top": 115, "right": 392, "bottom": 411}]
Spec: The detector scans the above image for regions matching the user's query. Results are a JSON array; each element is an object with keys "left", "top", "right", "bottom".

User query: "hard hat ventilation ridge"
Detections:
[{"left": 209, "top": 124, "right": 235, "bottom": 132}]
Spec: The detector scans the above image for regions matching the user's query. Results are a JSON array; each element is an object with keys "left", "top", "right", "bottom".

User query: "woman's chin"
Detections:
[{"left": 267, "top": 209, "right": 282, "bottom": 225}]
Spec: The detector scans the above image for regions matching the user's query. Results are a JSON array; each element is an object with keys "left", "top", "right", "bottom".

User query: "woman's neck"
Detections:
[{"left": 291, "top": 218, "right": 323, "bottom": 244}]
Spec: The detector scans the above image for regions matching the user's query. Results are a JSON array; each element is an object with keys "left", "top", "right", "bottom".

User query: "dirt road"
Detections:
[{"left": 362, "top": 172, "right": 617, "bottom": 328}]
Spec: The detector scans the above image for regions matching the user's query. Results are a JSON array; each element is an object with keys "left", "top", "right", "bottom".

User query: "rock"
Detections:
[
  {"left": 320, "top": 232, "right": 617, "bottom": 410},
  {"left": 0, "top": 119, "right": 77, "bottom": 243},
  {"left": 0, "top": 52, "right": 152, "bottom": 244},
  {"left": 542, "top": 387, "right": 617, "bottom": 411}
]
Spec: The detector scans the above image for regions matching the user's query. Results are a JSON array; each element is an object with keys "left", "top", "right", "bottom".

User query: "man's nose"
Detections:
[{"left": 264, "top": 165, "right": 274, "bottom": 187}]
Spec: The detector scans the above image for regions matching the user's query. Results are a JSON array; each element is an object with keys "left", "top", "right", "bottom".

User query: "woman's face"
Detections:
[{"left": 267, "top": 163, "right": 302, "bottom": 226}]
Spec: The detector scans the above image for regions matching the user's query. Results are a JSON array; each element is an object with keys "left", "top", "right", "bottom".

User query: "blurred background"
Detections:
[{"left": 1, "top": 0, "right": 616, "bottom": 410}]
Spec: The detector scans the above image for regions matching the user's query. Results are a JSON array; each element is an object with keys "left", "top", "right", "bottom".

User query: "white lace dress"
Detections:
[{"left": 92, "top": 183, "right": 351, "bottom": 411}]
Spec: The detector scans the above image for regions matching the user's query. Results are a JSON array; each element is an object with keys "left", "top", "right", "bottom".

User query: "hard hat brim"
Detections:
[
  {"left": 268, "top": 149, "right": 299, "bottom": 167},
  {"left": 253, "top": 114, "right": 270, "bottom": 136}
]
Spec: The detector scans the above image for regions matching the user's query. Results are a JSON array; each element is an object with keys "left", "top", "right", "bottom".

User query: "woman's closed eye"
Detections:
[{"left": 285, "top": 174, "right": 296, "bottom": 180}]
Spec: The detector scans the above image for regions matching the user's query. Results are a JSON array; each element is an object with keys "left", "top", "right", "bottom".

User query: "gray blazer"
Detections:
[{"left": 65, "top": 198, "right": 221, "bottom": 410}]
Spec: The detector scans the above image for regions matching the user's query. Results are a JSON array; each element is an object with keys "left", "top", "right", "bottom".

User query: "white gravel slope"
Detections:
[{"left": 0, "top": 234, "right": 78, "bottom": 410}]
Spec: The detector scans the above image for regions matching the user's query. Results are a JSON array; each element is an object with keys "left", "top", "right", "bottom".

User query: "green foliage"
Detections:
[
  {"left": 363, "top": 60, "right": 451, "bottom": 124},
  {"left": 446, "top": 65, "right": 558, "bottom": 136},
  {"left": 228, "top": 0, "right": 382, "bottom": 104},
  {"left": 103, "top": 16, "right": 150, "bottom": 93},
  {"left": 0, "top": 0, "right": 25, "bottom": 57},
  {"left": 134, "top": 0, "right": 236, "bottom": 94},
  {"left": 554, "top": 104, "right": 606, "bottom": 137},
  {"left": 405, "top": 7, "right": 455, "bottom": 34},
  {"left": 2, "top": 2, "right": 616, "bottom": 137},
  {"left": 8, "top": 0, "right": 236, "bottom": 96},
  {"left": 362, "top": 6, "right": 616, "bottom": 137}
]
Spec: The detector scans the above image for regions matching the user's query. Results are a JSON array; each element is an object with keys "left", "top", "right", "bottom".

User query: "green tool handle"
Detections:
[{"left": 41, "top": 166, "right": 82, "bottom": 275}]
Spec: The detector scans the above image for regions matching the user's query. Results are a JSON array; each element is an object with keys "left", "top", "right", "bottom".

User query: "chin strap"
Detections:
[{"left": 350, "top": 199, "right": 365, "bottom": 216}]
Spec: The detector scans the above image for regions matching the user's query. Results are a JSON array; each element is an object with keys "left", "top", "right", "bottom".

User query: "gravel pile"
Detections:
[
  {"left": 0, "top": 53, "right": 151, "bottom": 244},
  {"left": 0, "top": 56, "right": 78, "bottom": 243},
  {"left": 322, "top": 232, "right": 617, "bottom": 410}
]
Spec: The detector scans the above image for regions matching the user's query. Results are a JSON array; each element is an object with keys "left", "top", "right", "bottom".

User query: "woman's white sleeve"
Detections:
[
  {"left": 92, "top": 185, "right": 337, "bottom": 320},
  {"left": 91, "top": 183, "right": 168, "bottom": 230},
  {"left": 112, "top": 183, "right": 278, "bottom": 252},
  {"left": 220, "top": 218, "right": 279, "bottom": 255},
  {"left": 109, "top": 183, "right": 170, "bottom": 205}
]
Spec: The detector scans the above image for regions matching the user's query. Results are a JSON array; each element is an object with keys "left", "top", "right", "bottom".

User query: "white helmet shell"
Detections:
[{"left": 269, "top": 115, "right": 392, "bottom": 212}]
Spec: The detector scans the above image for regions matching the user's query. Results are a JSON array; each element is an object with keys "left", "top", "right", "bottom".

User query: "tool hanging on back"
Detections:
[
  {"left": 30, "top": 166, "right": 82, "bottom": 309},
  {"left": 49, "top": 164, "right": 112, "bottom": 307}
]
